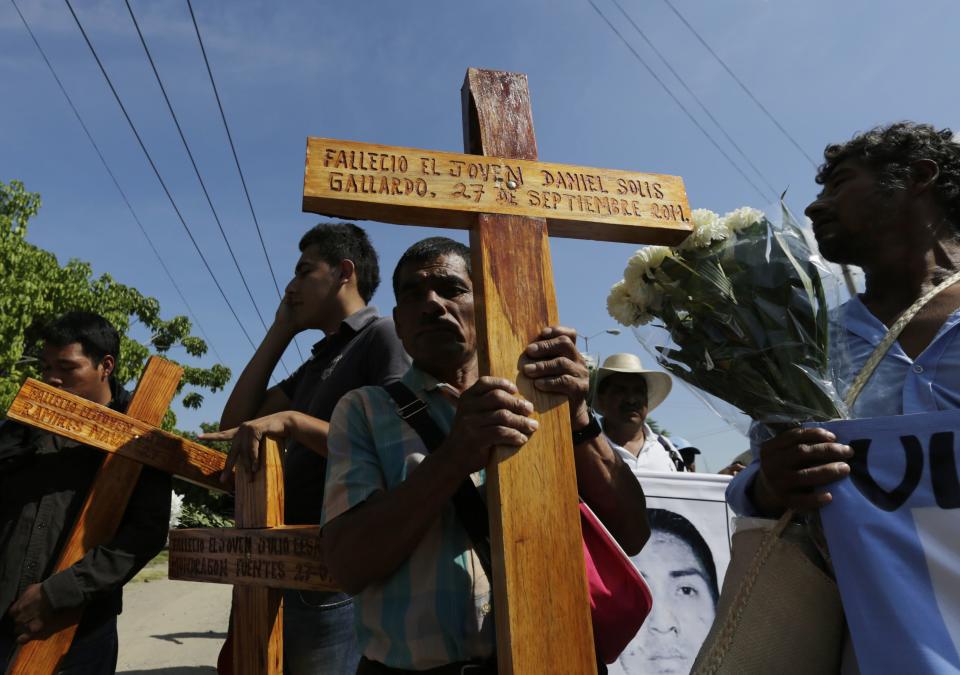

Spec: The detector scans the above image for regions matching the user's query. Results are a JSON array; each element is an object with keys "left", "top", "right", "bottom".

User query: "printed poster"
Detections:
[
  {"left": 609, "top": 471, "right": 733, "bottom": 675},
  {"left": 819, "top": 410, "right": 960, "bottom": 674}
]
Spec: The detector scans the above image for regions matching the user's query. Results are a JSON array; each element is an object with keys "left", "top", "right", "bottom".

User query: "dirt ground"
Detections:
[{"left": 116, "top": 552, "right": 231, "bottom": 674}]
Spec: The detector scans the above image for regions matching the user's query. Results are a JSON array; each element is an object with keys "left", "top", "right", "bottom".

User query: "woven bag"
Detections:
[{"left": 691, "top": 512, "right": 843, "bottom": 674}]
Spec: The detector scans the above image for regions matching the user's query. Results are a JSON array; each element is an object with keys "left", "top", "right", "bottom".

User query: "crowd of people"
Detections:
[{"left": 2, "top": 119, "right": 959, "bottom": 674}]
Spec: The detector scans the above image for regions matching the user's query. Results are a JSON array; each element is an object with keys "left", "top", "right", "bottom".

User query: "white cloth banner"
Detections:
[
  {"left": 819, "top": 410, "right": 960, "bottom": 674},
  {"left": 609, "top": 471, "right": 732, "bottom": 675}
]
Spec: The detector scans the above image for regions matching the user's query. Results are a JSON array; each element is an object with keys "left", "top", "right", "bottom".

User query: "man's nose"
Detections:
[
  {"left": 648, "top": 607, "right": 679, "bottom": 635},
  {"left": 43, "top": 373, "right": 63, "bottom": 387},
  {"left": 421, "top": 290, "right": 444, "bottom": 312}
]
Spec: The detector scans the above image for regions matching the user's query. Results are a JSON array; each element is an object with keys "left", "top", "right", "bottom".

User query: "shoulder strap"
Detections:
[
  {"left": 383, "top": 382, "right": 493, "bottom": 579},
  {"left": 384, "top": 381, "right": 446, "bottom": 449},
  {"left": 657, "top": 435, "right": 687, "bottom": 472},
  {"left": 844, "top": 268, "right": 960, "bottom": 409}
]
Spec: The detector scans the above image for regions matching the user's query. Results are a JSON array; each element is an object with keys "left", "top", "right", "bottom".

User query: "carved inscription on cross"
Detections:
[
  {"left": 2, "top": 358, "right": 228, "bottom": 675},
  {"left": 167, "top": 438, "right": 339, "bottom": 675},
  {"left": 302, "top": 68, "right": 691, "bottom": 674}
]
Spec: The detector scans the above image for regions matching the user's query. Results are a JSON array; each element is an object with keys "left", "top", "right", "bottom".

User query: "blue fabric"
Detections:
[
  {"left": 727, "top": 297, "right": 960, "bottom": 515},
  {"left": 817, "top": 411, "right": 960, "bottom": 674},
  {"left": 282, "top": 590, "right": 361, "bottom": 675}
]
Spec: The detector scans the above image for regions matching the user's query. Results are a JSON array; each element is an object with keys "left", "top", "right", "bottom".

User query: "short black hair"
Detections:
[
  {"left": 299, "top": 222, "right": 380, "bottom": 303},
  {"left": 815, "top": 122, "right": 960, "bottom": 228},
  {"left": 647, "top": 508, "right": 719, "bottom": 606},
  {"left": 392, "top": 237, "right": 472, "bottom": 296},
  {"left": 39, "top": 311, "right": 120, "bottom": 365}
]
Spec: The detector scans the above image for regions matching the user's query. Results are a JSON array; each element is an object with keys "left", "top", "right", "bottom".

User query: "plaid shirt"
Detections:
[{"left": 322, "top": 366, "right": 493, "bottom": 670}]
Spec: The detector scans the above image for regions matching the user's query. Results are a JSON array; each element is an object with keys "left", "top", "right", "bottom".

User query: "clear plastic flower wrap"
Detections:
[{"left": 607, "top": 204, "right": 848, "bottom": 428}]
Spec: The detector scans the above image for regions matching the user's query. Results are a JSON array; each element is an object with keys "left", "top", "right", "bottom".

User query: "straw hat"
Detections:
[{"left": 595, "top": 353, "right": 673, "bottom": 412}]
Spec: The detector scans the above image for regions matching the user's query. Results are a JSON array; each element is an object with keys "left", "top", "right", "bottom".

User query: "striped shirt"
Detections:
[{"left": 322, "top": 366, "right": 494, "bottom": 670}]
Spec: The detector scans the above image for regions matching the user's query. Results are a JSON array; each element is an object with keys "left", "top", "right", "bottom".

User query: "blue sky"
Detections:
[{"left": 2, "top": 0, "right": 958, "bottom": 471}]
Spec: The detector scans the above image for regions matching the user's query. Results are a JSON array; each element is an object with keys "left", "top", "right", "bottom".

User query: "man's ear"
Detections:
[
  {"left": 99, "top": 354, "right": 115, "bottom": 380},
  {"left": 338, "top": 259, "right": 356, "bottom": 287},
  {"left": 909, "top": 159, "right": 940, "bottom": 195},
  {"left": 337, "top": 259, "right": 357, "bottom": 286}
]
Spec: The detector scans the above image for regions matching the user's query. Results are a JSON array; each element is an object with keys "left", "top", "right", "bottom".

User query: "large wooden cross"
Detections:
[
  {"left": 302, "top": 69, "right": 691, "bottom": 674},
  {"left": 2, "top": 357, "right": 229, "bottom": 675}
]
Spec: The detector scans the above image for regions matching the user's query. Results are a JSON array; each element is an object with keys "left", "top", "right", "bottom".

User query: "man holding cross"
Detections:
[
  {"left": 0, "top": 311, "right": 171, "bottom": 674},
  {"left": 208, "top": 222, "right": 409, "bottom": 673},
  {"left": 322, "top": 237, "right": 649, "bottom": 674}
]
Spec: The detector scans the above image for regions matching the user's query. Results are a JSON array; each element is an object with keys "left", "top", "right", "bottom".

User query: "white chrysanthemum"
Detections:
[
  {"left": 723, "top": 206, "right": 765, "bottom": 233},
  {"left": 607, "top": 281, "right": 635, "bottom": 326},
  {"left": 678, "top": 208, "right": 728, "bottom": 250},
  {"left": 607, "top": 279, "right": 656, "bottom": 327},
  {"left": 624, "top": 245, "right": 672, "bottom": 286}
]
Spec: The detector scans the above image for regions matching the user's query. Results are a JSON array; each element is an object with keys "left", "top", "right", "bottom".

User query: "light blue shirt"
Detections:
[
  {"left": 322, "top": 366, "right": 493, "bottom": 670},
  {"left": 727, "top": 296, "right": 960, "bottom": 515}
]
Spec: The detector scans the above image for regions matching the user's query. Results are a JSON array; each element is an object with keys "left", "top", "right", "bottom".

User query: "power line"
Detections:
[
  {"left": 9, "top": 0, "right": 226, "bottom": 365},
  {"left": 62, "top": 0, "right": 261, "bottom": 355},
  {"left": 185, "top": 0, "right": 305, "bottom": 363},
  {"left": 609, "top": 0, "right": 779, "bottom": 200},
  {"left": 660, "top": 0, "right": 819, "bottom": 168},
  {"left": 587, "top": 0, "right": 771, "bottom": 203},
  {"left": 122, "top": 0, "right": 291, "bottom": 377}
]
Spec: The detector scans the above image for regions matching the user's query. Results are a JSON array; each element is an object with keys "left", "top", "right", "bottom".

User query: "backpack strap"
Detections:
[
  {"left": 657, "top": 434, "right": 687, "bottom": 472},
  {"left": 383, "top": 382, "right": 493, "bottom": 579}
]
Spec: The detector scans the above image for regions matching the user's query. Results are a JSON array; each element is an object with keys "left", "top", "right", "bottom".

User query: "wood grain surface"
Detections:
[
  {"left": 5, "top": 357, "right": 183, "bottom": 675},
  {"left": 463, "top": 68, "right": 598, "bottom": 675},
  {"left": 304, "top": 137, "right": 691, "bottom": 245},
  {"left": 6, "top": 377, "right": 227, "bottom": 491},
  {"left": 231, "top": 438, "right": 285, "bottom": 674},
  {"left": 168, "top": 525, "right": 336, "bottom": 592},
  {"left": 234, "top": 438, "right": 285, "bottom": 529}
]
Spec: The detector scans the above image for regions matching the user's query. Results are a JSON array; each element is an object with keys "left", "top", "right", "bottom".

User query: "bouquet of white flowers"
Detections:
[{"left": 607, "top": 205, "right": 846, "bottom": 425}]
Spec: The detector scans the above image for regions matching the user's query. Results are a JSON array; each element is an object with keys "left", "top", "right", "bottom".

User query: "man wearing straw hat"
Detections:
[{"left": 594, "top": 352, "right": 686, "bottom": 473}]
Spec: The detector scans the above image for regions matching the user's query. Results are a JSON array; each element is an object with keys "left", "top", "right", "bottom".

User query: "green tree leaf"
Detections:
[{"left": 0, "top": 179, "right": 231, "bottom": 413}]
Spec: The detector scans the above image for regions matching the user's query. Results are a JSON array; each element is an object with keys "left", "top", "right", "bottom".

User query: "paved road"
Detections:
[{"left": 117, "top": 572, "right": 230, "bottom": 675}]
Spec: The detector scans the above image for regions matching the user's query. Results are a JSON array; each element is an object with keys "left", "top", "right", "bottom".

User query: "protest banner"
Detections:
[
  {"left": 819, "top": 410, "right": 960, "bottom": 674},
  {"left": 609, "top": 471, "right": 733, "bottom": 675}
]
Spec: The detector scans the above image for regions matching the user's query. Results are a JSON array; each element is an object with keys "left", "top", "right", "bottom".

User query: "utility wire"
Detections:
[
  {"left": 185, "top": 0, "right": 305, "bottom": 363},
  {"left": 10, "top": 0, "right": 226, "bottom": 365},
  {"left": 660, "top": 0, "right": 819, "bottom": 168},
  {"left": 62, "top": 0, "right": 261, "bottom": 354},
  {"left": 610, "top": 0, "right": 778, "bottom": 200},
  {"left": 122, "top": 0, "right": 290, "bottom": 377},
  {"left": 587, "top": 0, "right": 770, "bottom": 203},
  {"left": 658, "top": 1, "right": 860, "bottom": 295}
]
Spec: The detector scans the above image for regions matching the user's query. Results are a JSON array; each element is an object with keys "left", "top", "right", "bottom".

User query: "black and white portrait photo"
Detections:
[{"left": 610, "top": 472, "right": 733, "bottom": 675}]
